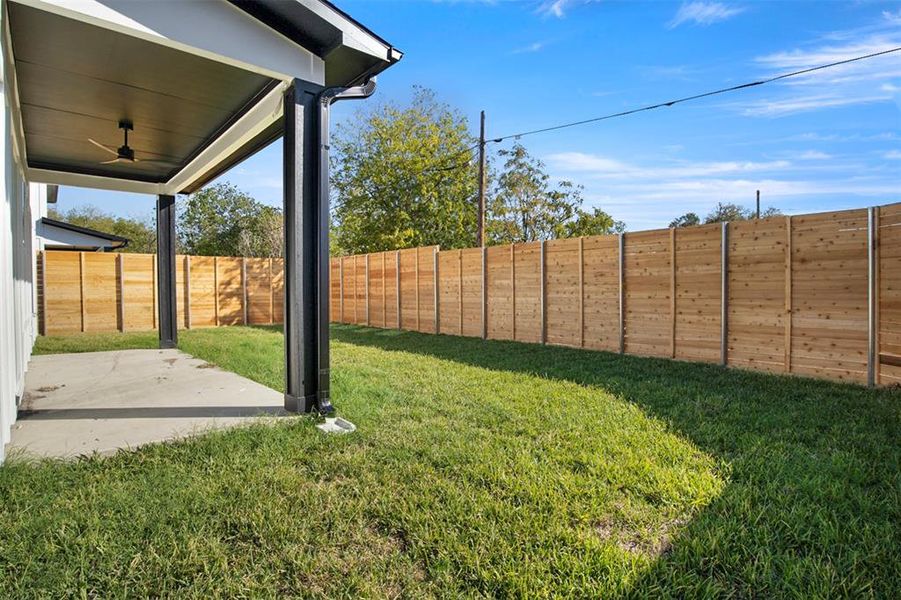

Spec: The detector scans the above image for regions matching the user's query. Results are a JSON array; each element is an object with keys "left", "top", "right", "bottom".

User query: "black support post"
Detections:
[
  {"left": 156, "top": 194, "right": 177, "bottom": 349},
  {"left": 283, "top": 79, "right": 326, "bottom": 413}
]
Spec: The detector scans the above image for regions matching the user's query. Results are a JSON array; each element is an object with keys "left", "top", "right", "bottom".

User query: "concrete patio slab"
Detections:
[{"left": 8, "top": 349, "right": 287, "bottom": 459}]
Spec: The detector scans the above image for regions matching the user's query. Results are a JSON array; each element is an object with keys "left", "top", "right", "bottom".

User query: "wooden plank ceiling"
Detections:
[{"left": 8, "top": 2, "right": 276, "bottom": 183}]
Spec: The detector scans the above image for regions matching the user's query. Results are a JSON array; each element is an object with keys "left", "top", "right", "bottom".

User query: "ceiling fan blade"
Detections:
[
  {"left": 88, "top": 138, "right": 119, "bottom": 156},
  {"left": 99, "top": 158, "right": 123, "bottom": 165}
]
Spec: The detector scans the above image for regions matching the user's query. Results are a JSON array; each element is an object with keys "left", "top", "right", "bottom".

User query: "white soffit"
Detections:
[{"left": 8, "top": 0, "right": 325, "bottom": 84}]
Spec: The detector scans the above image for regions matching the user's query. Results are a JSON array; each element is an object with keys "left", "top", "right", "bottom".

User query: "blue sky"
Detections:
[{"left": 57, "top": 0, "right": 901, "bottom": 230}]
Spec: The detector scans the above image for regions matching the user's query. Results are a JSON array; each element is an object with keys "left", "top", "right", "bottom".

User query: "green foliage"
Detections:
[
  {"left": 331, "top": 87, "right": 480, "bottom": 254},
  {"left": 179, "top": 183, "right": 282, "bottom": 257},
  {"left": 17, "top": 326, "right": 900, "bottom": 597},
  {"left": 490, "top": 143, "right": 622, "bottom": 243},
  {"left": 704, "top": 202, "right": 782, "bottom": 224},
  {"left": 47, "top": 205, "right": 155, "bottom": 253},
  {"left": 565, "top": 206, "right": 627, "bottom": 237},
  {"left": 669, "top": 212, "right": 701, "bottom": 228}
]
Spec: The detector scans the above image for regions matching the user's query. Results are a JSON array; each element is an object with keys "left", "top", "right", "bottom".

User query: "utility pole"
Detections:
[
  {"left": 477, "top": 110, "right": 487, "bottom": 247},
  {"left": 756, "top": 189, "right": 760, "bottom": 219}
]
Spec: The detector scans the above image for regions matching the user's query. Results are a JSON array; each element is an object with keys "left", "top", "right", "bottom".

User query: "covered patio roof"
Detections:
[
  {"left": 3, "top": 0, "right": 401, "bottom": 195},
  {"left": 4, "top": 0, "right": 402, "bottom": 416}
]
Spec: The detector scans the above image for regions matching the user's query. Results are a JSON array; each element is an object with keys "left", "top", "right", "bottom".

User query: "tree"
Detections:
[
  {"left": 48, "top": 205, "right": 155, "bottom": 253},
  {"left": 331, "top": 86, "right": 480, "bottom": 254},
  {"left": 179, "top": 182, "right": 282, "bottom": 257},
  {"left": 489, "top": 143, "right": 622, "bottom": 243},
  {"left": 238, "top": 205, "right": 283, "bottom": 258},
  {"left": 564, "top": 207, "right": 626, "bottom": 238},
  {"left": 703, "top": 202, "right": 782, "bottom": 224},
  {"left": 669, "top": 212, "right": 700, "bottom": 228}
]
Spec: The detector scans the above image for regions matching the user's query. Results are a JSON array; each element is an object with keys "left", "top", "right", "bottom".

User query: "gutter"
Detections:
[{"left": 313, "top": 77, "right": 378, "bottom": 416}]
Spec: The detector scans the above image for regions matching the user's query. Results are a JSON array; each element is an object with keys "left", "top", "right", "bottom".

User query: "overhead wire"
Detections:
[
  {"left": 492, "top": 46, "right": 901, "bottom": 142},
  {"left": 411, "top": 46, "right": 901, "bottom": 175}
]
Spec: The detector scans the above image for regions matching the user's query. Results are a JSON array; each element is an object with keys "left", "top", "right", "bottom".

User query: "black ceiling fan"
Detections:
[{"left": 88, "top": 120, "right": 175, "bottom": 166}]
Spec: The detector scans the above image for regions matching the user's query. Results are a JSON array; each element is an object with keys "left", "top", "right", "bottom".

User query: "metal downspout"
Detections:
[{"left": 313, "top": 78, "right": 378, "bottom": 415}]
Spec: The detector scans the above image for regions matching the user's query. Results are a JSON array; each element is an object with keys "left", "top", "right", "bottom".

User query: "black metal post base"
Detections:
[{"left": 284, "top": 392, "right": 317, "bottom": 413}]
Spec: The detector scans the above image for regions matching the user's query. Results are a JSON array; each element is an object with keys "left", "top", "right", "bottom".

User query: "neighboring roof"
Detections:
[
  {"left": 228, "top": 0, "right": 403, "bottom": 86},
  {"left": 39, "top": 218, "right": 129, "bottom": 249}
]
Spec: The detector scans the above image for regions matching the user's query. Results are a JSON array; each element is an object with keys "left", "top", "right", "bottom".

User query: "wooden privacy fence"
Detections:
[
  {"left": 331, "top": 203, "right": 901, "bottom": 387},
  {"left": 39, "top": 253, "right": 285, "bottom": 335}
]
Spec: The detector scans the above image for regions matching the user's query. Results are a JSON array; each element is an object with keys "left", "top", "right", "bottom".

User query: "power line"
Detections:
[
  {"left": 492, "top": 46, "right": 901, "bottom": 143},
  {"left": 410, "top": 46, "right": 901, "bottom": 177},
  {"left": 421, "top": 141, "right": 481, "bottom": 173}
]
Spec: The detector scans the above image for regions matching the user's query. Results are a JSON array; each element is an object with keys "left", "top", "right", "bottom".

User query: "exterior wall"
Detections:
[{"left": 1, "top": 23, "right": 44, "bottom": 462}]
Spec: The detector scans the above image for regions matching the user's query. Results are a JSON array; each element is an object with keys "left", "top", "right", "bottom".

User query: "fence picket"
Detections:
[{"left": 37, "top": 201, "right": 898, "bottom": 386}]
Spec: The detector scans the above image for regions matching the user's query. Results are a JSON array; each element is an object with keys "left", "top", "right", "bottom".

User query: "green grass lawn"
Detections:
[{"left": 2, "top": 325, "right": 898, "bottom": 598}]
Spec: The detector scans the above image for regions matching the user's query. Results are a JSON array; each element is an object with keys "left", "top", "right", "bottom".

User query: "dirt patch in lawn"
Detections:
[{"left": 594, "top": 515, "right": 687, "bottom": 558}]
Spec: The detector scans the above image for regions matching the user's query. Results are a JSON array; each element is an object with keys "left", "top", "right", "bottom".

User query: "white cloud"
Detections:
[
  {"left": 755, "top": 36, "right": 901, "bottom": 87},
  {"left": 741, "top": 94, "right": 891, "bottom": 117},
  {"left": 786, "top": 132, "right": 899, "bottom": 143},
  {"left": 537, "top": 0, "right": 569, "bottom": 18},
  {"left": 735, "top": 24, "right": 901, "bottom": 117},
  {"left": 546, "top": 151, "right": 790, "bottom": 179},
  {"left": 884, "top": 150, "right": 901, "bottom": 160},
  {"left": 536, "top": 0, "right": 598, "bottom": 18},
  {"left": 798, "top": 150, "right": 832, "bottom": 160},
  {"left": 512, "top": 41, "right": 546, "bottom": 54},
  {"left": 542, "top": 151, "right": 900, "bottom": 228},
  {"left": 883, "top": 9, "right": 901, "bottom": 25},
  {"left": 667, "top": 2, "right": 744, "bottom": 29}
]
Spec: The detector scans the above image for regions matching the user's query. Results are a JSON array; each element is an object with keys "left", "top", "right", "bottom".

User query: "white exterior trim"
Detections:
[
  {"left": 26, "top": 167, "right": 164, "bottom": 194},
  {"left": 1, "top": 2, "right": 26, "bottom": 172},
  {"left": 9, "top": 0, "right": 326, "bottom": 84},
  {"left": 165, "top": 81, "right": 288, "bottom": 194}
]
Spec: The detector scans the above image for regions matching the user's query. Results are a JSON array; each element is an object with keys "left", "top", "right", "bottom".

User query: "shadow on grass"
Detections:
[{"left": 332, "top": 324, "right": 901, "bottom": 597}]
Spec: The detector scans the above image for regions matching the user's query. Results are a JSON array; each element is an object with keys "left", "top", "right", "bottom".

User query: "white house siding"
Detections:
[{"left": 0, "top": 26, "right": 43, "bottom": 462}]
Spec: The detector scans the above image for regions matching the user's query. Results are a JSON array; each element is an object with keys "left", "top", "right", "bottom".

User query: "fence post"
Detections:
[
  {"left": 415, "top": 248, "right": 421, "bottom": 331},
  {"left": 338, "top": 258, "right": 344, "bottom": 323},
  {"left": 185, "top": 255, "right": 192, "bottom": 329},
  {"left": 242, "top": 257, "right": 248, "bottom": 325},
  {"left": 382, "top": 252, "right": 387, "bottom": 327},
  {"left": 784, "top": 217, "right": 792, "bottom": 373},
  {"left": 670, "top": 227, "right": 676, "bottom": 359},
  {"left": 77, "top": 252, "right": 86, "bottom": 332},
  {"left": 353, "top": 255, "right": 358, "bottom": 324},
  {"left": 213, "top": 256, "right": 220, "bottom": 327},
  {"left": 511, "top": 244, "right": 516, "bottom": 341},
  {"left": 434, "top": 247, "right": 439, "bottom": 334},
  {"left": 269, "top": 257, "right": 274, "bottom": 325},
  {"left": 365, "top": 253, "right": 370, "bottom": 326},
  {"left": 151, "top": 254, "right": 157, "bottom": 331},
  {"left": 540, "top": 240, "right": 546, "bottom": 345},
  {"left": 868, "top": 207, "right": 877, "bottom": 387},
  {"left": 458, "top": 249, "right": 464, "bottom": 335},
  {"left": 618, "top": 233, "right": 625, "bottom": 354},
  {"left": 579, "top": 237, "right": 584, "bottom": 348},
  {"left": 481, "top": 246, "right": 487, "bottom": 339},
  {"left": 396, "top": 250, "right": 402, "bottom": 330},
  {"left": 874, "top": 207, "right": 881, "bottom": 386},
  {"left": 40, "top": 251, "right": 47, "bottom": 335},
  {"left": 117, "top": 253, "right": 125, "bottom": 332},
  {"left": 720, "top": 222, "right": 728, "bottom": 366}
]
